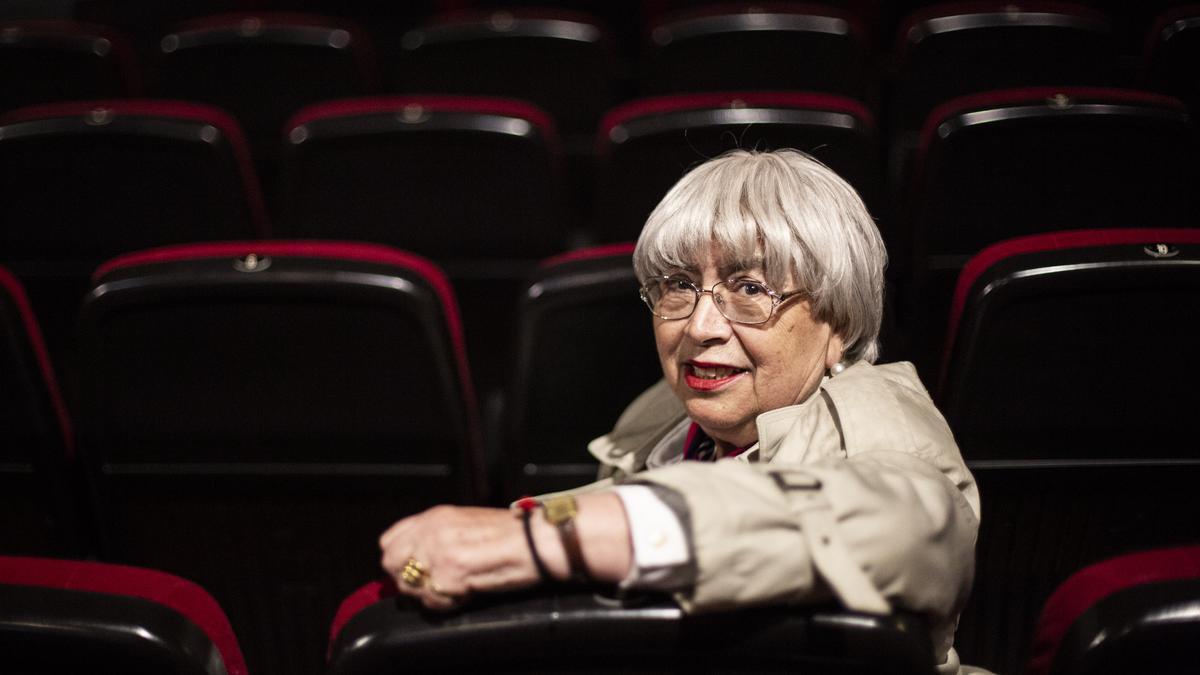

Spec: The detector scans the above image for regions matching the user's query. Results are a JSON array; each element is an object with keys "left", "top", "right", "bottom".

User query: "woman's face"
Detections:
[{"left": 653, "top": 247, "right": 844, "bottom": 449}]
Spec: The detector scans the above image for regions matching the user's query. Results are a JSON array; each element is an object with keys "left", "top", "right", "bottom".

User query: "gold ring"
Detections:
[{"left": 401, "top": 557, "right": 428, "bottom": 587}]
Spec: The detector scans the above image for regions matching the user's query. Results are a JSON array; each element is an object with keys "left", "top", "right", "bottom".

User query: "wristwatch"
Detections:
[{"left": 541, "top": 495, "right": 592, "bottom": 583}]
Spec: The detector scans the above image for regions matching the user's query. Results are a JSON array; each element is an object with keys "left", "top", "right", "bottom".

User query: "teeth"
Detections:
[{"left": 692, "top": 365, "right": 738, "bottom": 379}]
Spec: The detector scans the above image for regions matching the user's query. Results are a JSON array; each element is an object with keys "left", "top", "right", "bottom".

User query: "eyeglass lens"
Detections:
[{"left": 645, "top": 278, "right": 775, "bottom": 323}]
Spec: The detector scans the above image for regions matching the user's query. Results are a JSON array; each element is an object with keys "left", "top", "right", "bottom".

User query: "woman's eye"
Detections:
[
  {"left": 667, "top": 278, "right": 693, "bottom": 291},
  {"left": 732, "top": 280, "right": 766, "bottom": 296}
]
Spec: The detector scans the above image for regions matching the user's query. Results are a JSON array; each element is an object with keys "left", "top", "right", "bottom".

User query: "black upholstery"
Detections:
[
  {"left": 1025, "top": 546, "right": 1200, "bottom": 675},
  {"left": 327, "top": 587, "right": 937, "bottom": 675},
  {"left": 939, "top": 229, "right": 1200, "bottom": 459},
  {"left": 903, "top": 87, "right": 1199, "bottom": 377},
  {"left": 0, "top": 267, "right": 76, "bottom": 557},
  {"left": 1048, "top": 578, "right": 1200, "bottom": 675},
  {"left": 78, "top": 241, "right": 483, "bottom": 675},
  {"left": 0, "top": 19, "right": 139, "bottom": 112},
  {"left": 151, "top": 11, "right": 377, "bottom": 167},
  {"left": 1145, "top": 5, "right": 1200, "bottom": 114},
  {"left": 893, "top": 3, "right": 1120, "bottom": 135},
  {"left": 0, "top": 556, "right": 246, "bottom": 675},
  {"left": 280, "top": 96, "right": 564, "bottom": 261},
  {"left": 641, "top": 4, "right": 869, "bottom": 100},
  {"left": 595, "top": 92, "right": 881, "bottom": 244},
  {"left": 0, "top": 99, "right": 267, "bottom": 375},
  {"left": 0, "top": 100, "right": 267, "bottom": 263},
  {"left": 389, "top": 9, "right": 616, "bottom": 141},
  {"left": 498, "top": 245, "right": 660, "bottom": 499},
  {"left": 939, "top": 229, "right": 1200, "bottom": 674}
]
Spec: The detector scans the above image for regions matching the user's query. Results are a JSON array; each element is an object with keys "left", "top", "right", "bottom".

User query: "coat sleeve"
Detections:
[{"left": 627, "top": 448, "right": 979, "bottom": 631}]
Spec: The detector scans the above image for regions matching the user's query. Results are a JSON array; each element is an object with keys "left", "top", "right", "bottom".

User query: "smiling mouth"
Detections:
[
  {"left": 688, "top": 364, "right": 746, "bottom": 379},
  {"left": 684, "top": 362, "right": 747, "bottom": 391}
]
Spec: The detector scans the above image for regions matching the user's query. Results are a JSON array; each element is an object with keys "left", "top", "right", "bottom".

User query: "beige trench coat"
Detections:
[{"left": 582, "top": 361, "right": 982, "bottom": 674}]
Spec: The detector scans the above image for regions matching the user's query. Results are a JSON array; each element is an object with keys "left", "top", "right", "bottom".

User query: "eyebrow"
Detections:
[
  {"left": 718, "top": 258, "right": 765, "bottom": 277},
  {"left": 663, "top": 257, "right": 766, "bottom": 278}
]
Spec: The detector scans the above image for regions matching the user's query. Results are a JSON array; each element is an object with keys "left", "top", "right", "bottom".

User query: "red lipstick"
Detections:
[{"left": 684, "top": 361, "right": 746, "bottom": 392}]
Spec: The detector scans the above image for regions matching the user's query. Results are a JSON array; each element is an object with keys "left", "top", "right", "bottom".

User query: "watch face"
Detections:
[{"left": 543, "top": 496, "right": 578, "bottom": 524}]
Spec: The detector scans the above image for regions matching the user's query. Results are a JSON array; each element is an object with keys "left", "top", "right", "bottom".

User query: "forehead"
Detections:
[{"left": 668, "top": 244, "right": 764, "bottom": 276}]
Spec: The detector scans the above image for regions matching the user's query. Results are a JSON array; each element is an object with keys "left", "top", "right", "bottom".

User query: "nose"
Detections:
[{"left": 684, "top": 290, "right": 732, "bottom": 343}]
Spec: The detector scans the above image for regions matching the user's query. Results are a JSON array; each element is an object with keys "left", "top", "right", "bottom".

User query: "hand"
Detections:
[
  {"left": 379, "top": 494, "right": 633, "bottom": 610},
  {"left": 379, "top": 505, "right": 537, "bottom": 610}
]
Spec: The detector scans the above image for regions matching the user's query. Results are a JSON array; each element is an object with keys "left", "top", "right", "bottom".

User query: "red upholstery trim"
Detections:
[
  {"left": 651, "top": 2, "right": 866, "bottom": 43},
  {"left": 540, "top": 242, "right": 635, "bottom": 269},
  {"left": 915, "top": 87, "right": 1187, "bottom": 167},
  {"left": 0, "top": 19, "right": 142, "bottom": 94},
  {"left": 326, "top": 579, "right": 399, "bottom": 660},
  {"left": 939, "top": 228, "right": 1200, "bottom": 395},
  {"left": 0, "top": 556, "right": 248, "bottom": 675},
  {"left": 92, "top": 240, "right": 478, "bottom": 435},
  {"left": 0, "top": 267, "right": 74, "bottom": 459},
  {"left": 598, "top": 91, "right": 875, "bottom": 139},
  {"left": 896, "top": 1, "right": 1108, "bottom": 54},
  {"left": 284, "top": 95, "right": 559, "bottom": 147},
  {"left": 0, "top": 99, "right": 270, "bottom": 234},
  {"left": 1026, "top": 545, "right": 1200, "bottom": 675}
]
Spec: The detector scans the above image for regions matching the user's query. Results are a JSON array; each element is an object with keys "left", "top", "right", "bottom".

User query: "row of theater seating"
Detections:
[
  {"left": 4, "top": 546, "right": 1198, "bottom": 674},
  {"left": 4, "top": 0, "right": 1199, "bottom": 211},
  {"left": 3, "top": 84, "right": 1195, "bottom": 249},
  {"left": 3, "top": 84, "right": 1197, "bottom": 393},
  {"left": 5, "top": 229, "right": 1199, "bottom": 673},
  {"left": 4, "top": 2, "right": 1199, "bottom": 133}
]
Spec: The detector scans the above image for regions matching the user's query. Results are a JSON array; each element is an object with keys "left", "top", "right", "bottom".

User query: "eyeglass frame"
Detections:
[{"left": 638, "top": 275, "right": 807, "bottom": 325}]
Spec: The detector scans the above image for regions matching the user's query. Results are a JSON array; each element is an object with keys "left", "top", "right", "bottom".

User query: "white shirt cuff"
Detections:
[{"left": 612, "top": 484, "right": 691, "bottom": 589}]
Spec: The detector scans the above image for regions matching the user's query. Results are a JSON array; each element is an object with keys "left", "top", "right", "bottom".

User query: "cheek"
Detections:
[{"left": 653, "top": 322, "right": 681, "bottom": 374}]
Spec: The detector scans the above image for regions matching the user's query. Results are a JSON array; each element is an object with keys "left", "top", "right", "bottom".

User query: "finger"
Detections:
[
  {"left": 422, "top": 581, "right": 468, "bottom": 611},
  {"left": 379, "top": 517, "right": 414, "bottom": 549}
]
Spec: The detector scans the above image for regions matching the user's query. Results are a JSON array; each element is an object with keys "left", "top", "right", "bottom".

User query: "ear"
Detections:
[{"left": 824, "top": 331, "right": 845, "bottom": 370}]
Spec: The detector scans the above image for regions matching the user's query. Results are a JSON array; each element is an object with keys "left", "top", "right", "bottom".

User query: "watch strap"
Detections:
[{"left": 542, "top": 496, "right": 592, "bottom": 583}]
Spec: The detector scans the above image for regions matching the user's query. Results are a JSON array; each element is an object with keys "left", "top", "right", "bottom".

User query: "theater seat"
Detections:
[
  {"left": 641, "top": 4, "right": 869, "bottom": 99},
  {"left": 152, "top": 11, "right": 378, "bottom": 169},
  {"left": 938, "top": 228, "right": 1200, "bottom": 674},
  {"left": 279, "top": 95, "right": 564, "bottom": 261},
  {"left": 0, "top": 555, "right": 247, "bottom": 675},
  {"left": 496, "top": 243, "right": 660, "bottom": 500},
  {"left": 0, "top": 19, "right": 140, "bottom": 111},
  {"left": 594, "top": 92, "right": 881, "bottom": 243},
  {"left": 0, "top": 267, "right": 77, "bottom": 556},
  {"left": 1144, "top": 4, "right": 1200, "bottom": 113},
  {"left": 1027, "top": 546, "right": 1200, "bottom": 675},
  {"left": 326, "top": 581, "right": 937, "bottom": 674},
  {"left": 78, "top": 241, "right": 483, "bottom": 675},
  {"left": 388, "top": 9, "right": 616, "bottom": 142},
  {"left": 903, "top": 87, "right": 1199, "bottom": 377},
  {"left": 0, "top": 99, "right": 269, "bottom": 369},
  {"left": 892, "top": 2, "right": 1120, "bottom": 137}
]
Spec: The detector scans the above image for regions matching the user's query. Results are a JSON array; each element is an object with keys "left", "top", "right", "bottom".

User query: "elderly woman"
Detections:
[{"left": 379, "top": 149, "right": 981, "bottom": 674}]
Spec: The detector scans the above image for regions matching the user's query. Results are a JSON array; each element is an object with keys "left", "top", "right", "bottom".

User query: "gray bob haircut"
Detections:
[{"left": 633, "top": 149, "right": 887, "bottom": 364}]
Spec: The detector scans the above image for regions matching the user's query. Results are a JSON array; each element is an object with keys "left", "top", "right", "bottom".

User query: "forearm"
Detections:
[{"left": 528, "top": 492, "right": 633, "bottom": 583}]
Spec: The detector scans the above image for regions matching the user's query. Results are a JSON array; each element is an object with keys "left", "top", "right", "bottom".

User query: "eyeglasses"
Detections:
[{"left": 638, "top": 276, "right": 805, "bottom": 325}]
